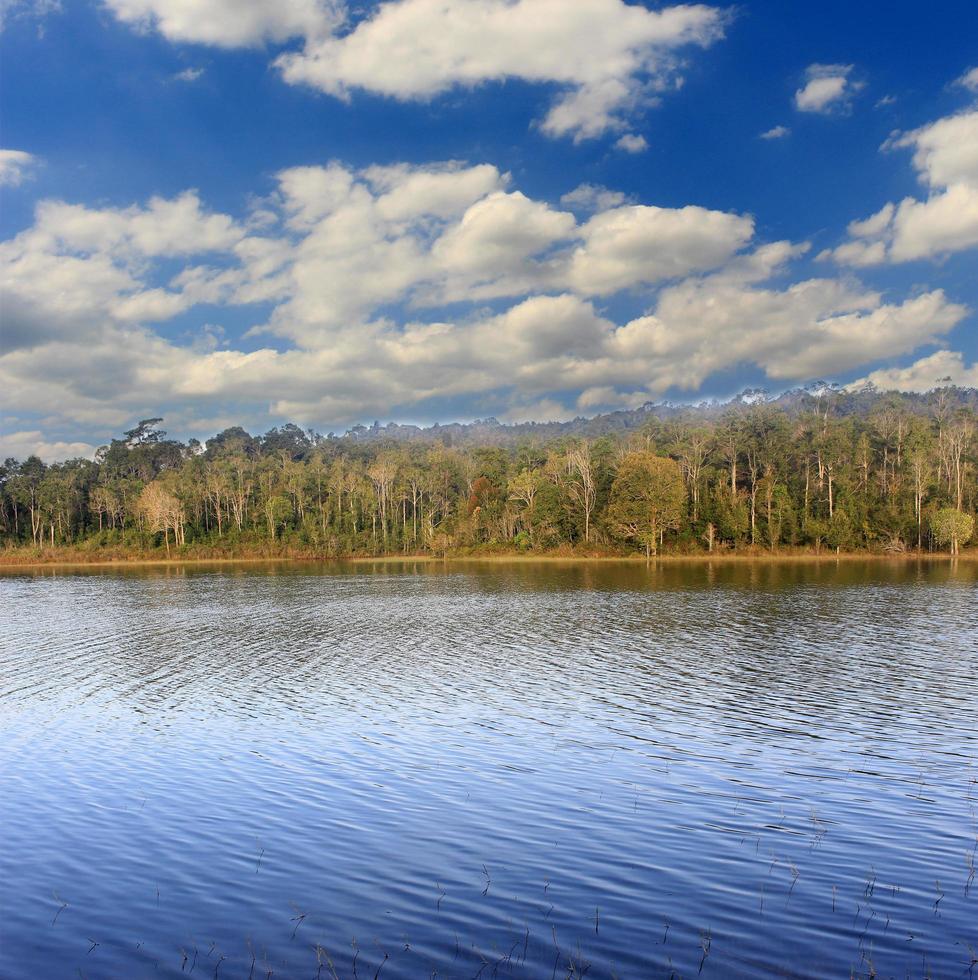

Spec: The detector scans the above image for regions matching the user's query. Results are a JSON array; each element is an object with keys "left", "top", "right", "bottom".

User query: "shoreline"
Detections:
[{"left": 1, "top": 550, "right": 973, "bottom": 570}]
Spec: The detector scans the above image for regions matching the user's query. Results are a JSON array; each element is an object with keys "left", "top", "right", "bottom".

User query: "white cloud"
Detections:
[
  {"left": 600, "top": 259, "right": 965, "bottom": 393},
  {"left": 17, "top": 266, "right": 956, "bottom": 430},
  {"left": 614, "top": 133, "right": 648, "bottom": 153},
  {"left": 955, "top": 67, "right": 978, "bottom": 94},
  {"left": 102, "top": 0, "right": 339, "bottom": 47},
  {"left": 30, "top": 190, "right": 244, "bottom": 256},
  {"left": 821, "top": 109, "right": 978, "bottom": 265},
  {"left": 816, "top": 238, "right": 886, "bottom": 268},
  {"left": 850, "top": 350, "right": 978, "bottom": 393},
  {"left": 887, "top": 110, "right": 978, "bottom": 190},
  {"left": 759, "top": 125, "right": 790, "bottom": 140},
  {"left": 0, "top": 190, "right": 256, "bottom": 353},
  {"left": 1, "top": 163, "right": 970, "bottom": 438},
  {"left": 889, "top": 183, "right": 978, "bottom": 261},
  {"left": 0, "top": 430, "right": 96, "bottom": 462},
  {"left": 258, "top": 162, "right": 761, "bottom": 338},
  {"left": 276, "top": 162, "right": 356, "bottom": 230},
  {"left": 364, "top": 161, "right": 507, "bottom": 220},
  {"left": 847, "top": 202, "right": 895, "bottom": 239},
  {"left": 559, "top": 184, "right": 628, "bottom": 213},
  {"left": 432, "top": 191, "right": 576, "bottom": 277},
  {"left": 794, "top": 63, "right": 860, "bottom": 114},
  {"left": 0, "top": 149, "right": 36, "bottom": 186},
  {"left": 575, "top": 386, "right": 648, "bottom": 411},
  {"left": 173, "top": 66, "right": 204, "bottom": 82},
  {"left": 104, "top": 0, "right": 727, "bottom": 142},
  {"left": 568, "top": 204, "right": 754, "bottom": 295}
]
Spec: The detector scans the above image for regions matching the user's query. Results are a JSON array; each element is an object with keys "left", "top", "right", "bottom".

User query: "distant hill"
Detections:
[{"left": 338, "top": 383, "right": 978, "bottom": 446}]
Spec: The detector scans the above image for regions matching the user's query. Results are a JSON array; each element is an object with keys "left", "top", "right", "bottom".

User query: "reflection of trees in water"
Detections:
[{"left": 5, "top": 562, "right": 975, "bottom": 749}]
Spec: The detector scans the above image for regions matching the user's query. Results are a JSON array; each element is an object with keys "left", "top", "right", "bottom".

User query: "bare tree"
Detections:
[
  {"left": 907, "top": 446, "right": 932, "bottom": 551},
  {"left": 944, "top": 415, "right": 974, "bottom": 510},
  {"left": 670, "top": 424, "right": 711, "bottom": 522},
  {"left": 368, "top": 453, "right": 399, "bottom": 547},
  {"left": 565, "top": 442, "right": 597, "bottom": 543},
  {"left": 137, "top": 481, "right": 184, "bottom": 557}
]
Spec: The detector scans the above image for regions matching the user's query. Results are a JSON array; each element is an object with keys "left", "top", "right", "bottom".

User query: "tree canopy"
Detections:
[
  {"left": 2, "top": 389, "right": 976, "bottom": 558},
  {"left": 606, "top": 453, "right": 685, "bottom": 557}
]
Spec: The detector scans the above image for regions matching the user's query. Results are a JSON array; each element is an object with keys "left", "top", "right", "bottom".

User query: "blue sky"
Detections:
[{"left": 1, "top": 0, "right": 977, "bottom": 458}]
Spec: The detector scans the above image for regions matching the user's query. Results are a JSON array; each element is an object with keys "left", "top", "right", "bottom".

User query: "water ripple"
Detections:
[{"left": 0, "top": 560, "right": 976, "bottom": 978}]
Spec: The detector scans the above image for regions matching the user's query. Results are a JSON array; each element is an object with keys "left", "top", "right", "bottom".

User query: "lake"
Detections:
[{"left": 1, "top": 559, "right": 976, "bottom": 978}]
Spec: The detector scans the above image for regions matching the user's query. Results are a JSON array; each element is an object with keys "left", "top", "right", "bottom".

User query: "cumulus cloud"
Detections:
[
  {"left": 614, "top": 133, "right": 648, "bottom": 153},
  {"left": 559, "top": 184, "right": 628, "bottom": 213},
  {"left": 847, "top": 203, "right": 895, "bottom": 239},
  {"left": 173, "top": 66, "right": 204, "bottom": 82},
  {"left": 820, "top": 109, "right": 978, "bottom": 265},
  {"left": 599, "top": 249, "right": 965, "bottom": 393},
  {"left": 431, "top": 191, "right": 576, "bottom": 278},
  {"left": 0, "top": 190, "right": 256, "bottom": 353},
  {"left": 849, "top": 350, "right": 978, "bottom": 393},
  {"left": 887, "top": 183, "right": 978, "bottom": 261},
  {"left": 759, "top": 125, "right": 789, "bottom": 140},
  {"left": 0, "top": 430, "right": 96, "bottom": 462},
  {"left": 794, "top": 63, "right": 860, "bottom": 114},
  {"left": 0, "top": 148, "right": 36, "bottom": 186},
  {"left": 0, "top": 162, "right": 969, "bottom": 437},
  {"left": 102, "top": 0, "right": 339, "bottom": 47},
  {"left": 364, "top": 161, "right": 506, "bottom": 220},
  {"left": 103, "top": 0, "right": 726, "bottom": 142},
  {"left": 258, "top": 162, "right": 758, "bottom": 338},
  {"left": 889, "top": 110, "right": 978, "bottom": 190},
  {"left": 277, "top": 0, "right": 726, "bottom": 141},
  {"left": 567, "top": 204, "right": 754, "bottom": 295},
  {"left": 2, "top": 161, "right": 755, "bottom": 353},
  {"left": 816, "top": 238, "right": 886, "bottom": 268}
]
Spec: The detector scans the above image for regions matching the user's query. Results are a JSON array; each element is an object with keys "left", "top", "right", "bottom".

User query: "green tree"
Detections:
[
  {"left": 930, "top": 508, "right": 974, "bottom": 555},
  {"left": 607, "top": 453, "right": 685, "bottom": 558},
  {"left": 2, "top": 391, "right": 977, "bottom": 560}
]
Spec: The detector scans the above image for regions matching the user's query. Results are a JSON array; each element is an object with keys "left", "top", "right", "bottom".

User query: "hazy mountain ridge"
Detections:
[{"left": 339, "top": 384, "right": 978, "bottom": 447}]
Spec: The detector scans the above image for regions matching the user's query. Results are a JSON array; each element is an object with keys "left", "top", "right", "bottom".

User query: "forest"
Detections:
[{"left": 2, "top": 386, "right": 976, "bottom": 560}]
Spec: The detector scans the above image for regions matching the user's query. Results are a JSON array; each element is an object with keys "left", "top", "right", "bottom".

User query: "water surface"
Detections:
[{"left": 1, "top": 560, "right": 976, "bottom": 978}]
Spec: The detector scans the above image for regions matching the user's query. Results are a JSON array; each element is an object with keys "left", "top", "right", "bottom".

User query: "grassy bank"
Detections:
[{"left": 1, "top": 542, "right": 973, "bottom": 569}]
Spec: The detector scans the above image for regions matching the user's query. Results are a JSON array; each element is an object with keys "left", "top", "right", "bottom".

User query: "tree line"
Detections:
[{"left": 2, "top": 390, "right": 976, "bottom": 559}]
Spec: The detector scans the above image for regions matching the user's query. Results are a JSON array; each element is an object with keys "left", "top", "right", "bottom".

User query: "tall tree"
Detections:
[{"left": 606, "top": 452, "right": 685, "bottom": 558}]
